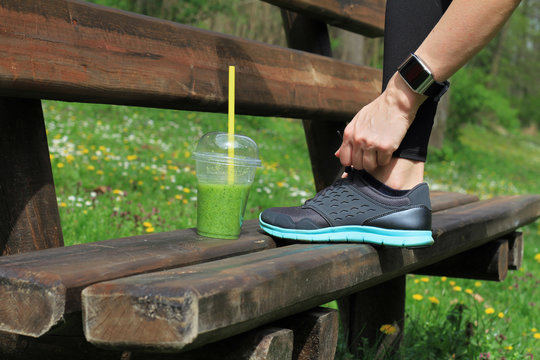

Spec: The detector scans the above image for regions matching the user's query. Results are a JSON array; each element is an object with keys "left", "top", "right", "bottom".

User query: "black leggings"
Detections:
[{"left": 383, "top": 0, "right": 453, "bottom": 162}]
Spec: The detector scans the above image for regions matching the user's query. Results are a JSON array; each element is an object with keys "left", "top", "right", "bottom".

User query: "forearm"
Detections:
[{"left": 415, "top": 0, "right": 521, "bottom": 82}]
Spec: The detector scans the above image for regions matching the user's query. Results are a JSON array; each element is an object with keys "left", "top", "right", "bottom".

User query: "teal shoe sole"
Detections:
[{"left": 259, "top": 215, "right": 434, "bottom": 248}]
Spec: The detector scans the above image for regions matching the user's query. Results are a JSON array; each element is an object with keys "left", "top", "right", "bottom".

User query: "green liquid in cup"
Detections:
[{"left": 197, "top": 182, "right": 252, "bottom": 239}]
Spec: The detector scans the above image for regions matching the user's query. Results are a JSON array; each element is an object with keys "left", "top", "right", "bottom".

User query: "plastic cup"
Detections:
[{"left": 193, "top": 132, "right": 261, "bottom": 239}]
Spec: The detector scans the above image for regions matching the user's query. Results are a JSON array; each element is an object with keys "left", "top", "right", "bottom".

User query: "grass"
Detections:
[{"left": 43, "top": 101, "right": 539, "bottom": 359}]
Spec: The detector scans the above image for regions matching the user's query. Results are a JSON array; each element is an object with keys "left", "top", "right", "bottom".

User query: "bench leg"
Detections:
[
  {"left": 338, "top": 275, "right": 406, "bottom": 358},
  {"left": 0, "top": 97, "right": 64, "bottom": 255},
  {"left": 280, "top": 11, "right": 346, "bottom": 191},
  {"left": 276, "top": 307, "right": 339, "bottom": 360}
]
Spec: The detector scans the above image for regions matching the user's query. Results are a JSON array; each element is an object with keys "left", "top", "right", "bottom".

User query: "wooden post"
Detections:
[
  {"left": 280, "top": 10, "right": 347, "bottom": 191},
  {"left": 276, "top": 307, "right": 339, "bottom": 360},
  {"left": 0, "top": 97, "right": 63, "bottom": 255},
  {"left": 338, "top": 276, "right": 406, "bottom": 358}
]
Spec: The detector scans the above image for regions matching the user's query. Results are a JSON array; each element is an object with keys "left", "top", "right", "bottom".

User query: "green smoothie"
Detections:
[{"left": 197, "top": 182, "right": 252, "bottom": 239}]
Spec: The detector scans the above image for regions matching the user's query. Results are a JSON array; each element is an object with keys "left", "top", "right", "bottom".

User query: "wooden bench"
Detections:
[{"left": 1, "top": 1, "right": 539, "bottom": 359}]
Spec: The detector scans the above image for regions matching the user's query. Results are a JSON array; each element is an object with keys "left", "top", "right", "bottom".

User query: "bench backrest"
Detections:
[{"left": 0, "top": 0, "right": 385, "bottom": 254}]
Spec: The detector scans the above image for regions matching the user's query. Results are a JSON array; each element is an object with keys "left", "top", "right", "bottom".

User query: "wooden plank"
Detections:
[
  {"left": 0, "top": 97, "right": 64, "bottom": 255},
  {"left": 429, "top": 191, "right": 479, "bottom": 212},
  {"left": 0, "top": 190, "right": 475, "bottom": 338},
  {"left": 506, "top": 231, "right": 523, "bottom": 270},
  {"left": 0, "top": 226, "right": 275, "bottom": 337},
  {"left": 0, "top": 0, "right": 381, "bottom": 121},
  {"left": 263, "top": 0, "right": 386, "bottom": 37},
  {"left": 81, "top": 195, "right": 540, "bottom": 351},
  {"left": 275, "top": 307, "right": 338, "bottom": 360},
  {"left": 280, "top": 10, "right": 346, "bottom": 191},
  {"left": 413, "top": 239, "right": 509, "bottom": 281},
  {"left": 128, "top": 327, "right": 294, "bottom": 360},
  {"left": 338, "top": 277, "right": 404, "bottom": 358}
]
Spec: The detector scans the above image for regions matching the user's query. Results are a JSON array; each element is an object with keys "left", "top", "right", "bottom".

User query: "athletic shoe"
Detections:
[{"left": 259, "top": 168, "right": 433, "bottom": 247}]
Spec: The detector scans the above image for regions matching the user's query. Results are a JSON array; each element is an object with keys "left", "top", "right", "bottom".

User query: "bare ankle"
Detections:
[{"left": 369, "top": 158, "right": 424, "bottom": 190}]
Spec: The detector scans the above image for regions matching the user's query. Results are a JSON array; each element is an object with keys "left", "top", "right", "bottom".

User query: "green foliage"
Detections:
[{"left": 447, "top": 68, "right": 520, "bottom": 142}]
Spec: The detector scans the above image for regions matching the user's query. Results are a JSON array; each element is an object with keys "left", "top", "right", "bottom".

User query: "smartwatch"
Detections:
[{"left": 398, "top": 53, "right": 450, "bottom": 101}]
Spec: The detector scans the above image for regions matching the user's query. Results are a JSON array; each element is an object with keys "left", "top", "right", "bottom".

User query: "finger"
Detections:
[
  {"left": 336, "top": 143, "right": 353, "bottom": 167},
  {"left": 352, "top": 148, "right": 364, "bottom": 170},
  {"left": 362, "top": 149, "right": 377, "bottom": 172},
  {"left": 376, "top": 150, "right": 393, "bottom": 167}
]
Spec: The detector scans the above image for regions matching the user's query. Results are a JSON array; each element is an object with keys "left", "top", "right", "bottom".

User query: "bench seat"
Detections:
[{"left": 78, "top": 194, "right": 540, "bottom": 351}]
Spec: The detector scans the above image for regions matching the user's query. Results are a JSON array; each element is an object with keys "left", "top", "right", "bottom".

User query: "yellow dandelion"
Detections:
[
  {"left": 182, "top": 199, "right": 188, "bottom": 204},
  {"left": 82, "top": 148, "right": 89, "bottom": 154},
  {"left": 441, "top": 276, "right": 447, "bottom": 282},
  {"left": 465, "top": 289, "right": 473, "bottom": 294},
  {"left": 428, "top": 296, "right": 440, "bottom": 305},
  {"left": 87, "top": 165, "right": 95, "bottom": 171},
  {"left": 145, "top": 227, "right": 155, "bottom": 233},
  {"left": 379, "top": 324, "right": 397, "bottom": 335},
  {"left": 57, "top": 162, "right": 64, "bottom": 168},
  {"left": 143, "top": 222, "right": 152, "bottom": 228},
  {"left": 535, "top": 253, "right": 540, "bottom": 263},
  {"left": 50, "top": 154, "right": 55, "bottom": 160},
  {"left": 498, "top": 312, "right": 504, "bottom": 319},
  {"left": 414, "top": 279, "right": 420, "bottom": 284},
  {"left": 412, "top": 294, "right": 423, "bottom": 301},
  {"left": 504, "top": 345, "right": 513, "bottom": 350},
  {"left": 66, "top": 154, "right": 75, "bottom": 163},
  {"left": 96, "top": 170, "right": 104, "bottom": 175},
  {"left": 534, "top": 333, "right": 540, "bottom": 340},
  {"left": 449, "top": 281, "right": 456, "bottom": 286},
  {"left": 127, "top": 155, "right": 137, "bottom": 161},
  {"left": 485, "top": 307, "right": 495, "bottom": 315},
  {"left": 137, "top": 180, "right": 143, "bottom": 186},
  {"left": 183, "top": 188, "right": 191, "bottom": 193},
  {"left": 175, "top": 194, "right": 183, "bottom": 200},
  {"left": 160, "top": 185, "right": 165, "bottom": 190},
  {"left": 99, "top": 145, "right": 106, "bottom": 151},
  {"left": 59, "top": 202, "right": 67, "bottom": 207},
  {"left": 184, "top": 151, "right": 191, "bottom": 158},
  {"left": 166, "top": 159, "right": 172, "bottom": 164},
  {"left": 532, "top": 328, "right": 538, "bottom": 332},
  {"left": 277, "top": 181, "right": 285, "bottom": 188},
  {"left": 453, "top": 286, "right": 462, "bottom": 292},
  {"left": 113, "top": 189, "right": 123, "bottom": 195},
  {"left": 474, "top": 281, "right": 482, "bottom": 287},
  {"left": 54, "top": 133, "right": 62, "bottom": 139},
  {"left": 421, "top": 277, "right": 429, "bottom": 283}
]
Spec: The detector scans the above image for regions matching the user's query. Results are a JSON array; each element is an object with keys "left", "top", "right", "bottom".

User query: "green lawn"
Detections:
[{"left": 43, "top": 101, "right": 539, "bottom": 359}]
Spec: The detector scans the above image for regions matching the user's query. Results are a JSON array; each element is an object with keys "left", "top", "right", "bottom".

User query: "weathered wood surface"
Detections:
[
  {"left": 81, "top": 195, "right": 540, "bottom": 351},
  {"left": 128, "top": 327, "right": 293, "bottom": 360},
  {"left": 339, "top": 276, "right": 404, "bottom": 358},
  {"left": 0, "top": 0, "right": 381, "bottom": 121},
  {"left": 0, "top": 191, "right": 474, "bottom": 338},
  {"left": 280, "top": 10, "right": 346, "bottom": 191},
  {"left": 275, "top": 307, "right": 338, "bottom": 360},
  {"left": 429, "top": 191, "right": 479, "bottom": 212},
  {"left": 0, "top": 98, "right": 64, "bottom": 255},
  {"left": 0, "top": 228, "right": 274, "bottom": 337},
  {"left": 506, "top": 231, "right": 523, "bottom": 270},
  {"left": 414, "top": 238, "right": 510, "bottom": 281},
  {"left": 265, "top": 0, "right": 385, "bottom": 37}
]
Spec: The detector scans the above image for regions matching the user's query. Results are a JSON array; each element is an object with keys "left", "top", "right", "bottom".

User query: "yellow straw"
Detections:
[{"left": 228, "top": 66, "right": 235, "bottom": 184}]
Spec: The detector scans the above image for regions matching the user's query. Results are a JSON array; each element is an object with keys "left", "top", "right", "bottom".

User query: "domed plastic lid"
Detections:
[{"left": 193, "top": 132, "right": 262, "bottom": 167}]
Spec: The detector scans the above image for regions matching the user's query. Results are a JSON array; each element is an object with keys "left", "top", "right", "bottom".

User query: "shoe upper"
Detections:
[{"left": 260, "top": 169, "right": 432, "bottom": 231}]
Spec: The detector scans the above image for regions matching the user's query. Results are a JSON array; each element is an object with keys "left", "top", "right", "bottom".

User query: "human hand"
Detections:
[{"left": 335, "top": 73, "right": 426, "bottom": 172}]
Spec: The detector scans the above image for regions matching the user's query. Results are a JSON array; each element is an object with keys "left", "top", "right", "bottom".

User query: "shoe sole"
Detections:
[{"left": 259, "top": 216, "right": 434, "bottom": 248}]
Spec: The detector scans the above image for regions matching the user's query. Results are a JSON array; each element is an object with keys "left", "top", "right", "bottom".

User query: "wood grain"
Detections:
[
  {"left": 0, "top": 0, "right": 381, "bottom": 121},
  {"left": 0, "top": 97, "right": 63, "bottom": 255},
  {"left": 81, "top": 195, "right": 540, "bottom": 351},
  {"left": 0, "top": 228, "right": 275, "bottom": 337},
  {"left": 264, "top": 0, "right": 386, "bottom": 37}
]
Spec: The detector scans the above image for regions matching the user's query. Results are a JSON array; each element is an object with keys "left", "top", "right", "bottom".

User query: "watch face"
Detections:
[{"left": 400, "top": 57, "right": 432, "bottom": 92}]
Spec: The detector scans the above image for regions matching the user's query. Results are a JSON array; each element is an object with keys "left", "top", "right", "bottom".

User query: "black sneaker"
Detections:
[{"left": 259, "top": 168, "right": 433, "bottom": 247}]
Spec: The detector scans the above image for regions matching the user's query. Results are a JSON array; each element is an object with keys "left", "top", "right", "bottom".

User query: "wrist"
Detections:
[{"left": 385, "top": 72, "right": 427, "bottom": 120}]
